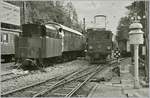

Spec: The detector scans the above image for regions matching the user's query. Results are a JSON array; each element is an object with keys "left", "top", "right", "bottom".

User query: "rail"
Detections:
[
  {"left": 1, "top": 72, "right": 29, "bottom": 82},
  {"left": 1, "top": 72, "right": 13, "bottom": 76}
]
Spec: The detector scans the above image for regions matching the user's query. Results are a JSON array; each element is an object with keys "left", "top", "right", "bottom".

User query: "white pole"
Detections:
[{"left": 134, "top": 44, "right": 140, "bottom": 88}]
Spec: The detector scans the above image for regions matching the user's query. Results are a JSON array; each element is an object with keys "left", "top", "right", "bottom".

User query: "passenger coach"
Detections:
[{"left": 1, "top": 1, "right": 21, "bottom": 62}]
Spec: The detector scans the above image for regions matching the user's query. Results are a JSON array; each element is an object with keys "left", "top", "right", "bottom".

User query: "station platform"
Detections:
[{"left": 88, "top": 58, "right": 149, "bottom": 98}]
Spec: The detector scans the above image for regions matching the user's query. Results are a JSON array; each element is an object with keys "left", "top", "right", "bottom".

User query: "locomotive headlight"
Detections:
[
  {"left": 84, "top": 50, "right": 87, "bottom": 52},
  {"left": 107, "top": 46, "right": 111, "bottom": 50},
  {"left": 89, "top": 46, "right": 93, "bottom": 49}
]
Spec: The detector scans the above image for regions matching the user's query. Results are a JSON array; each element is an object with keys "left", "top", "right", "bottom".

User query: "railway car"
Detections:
[
  {"left": 1, "top": 1, "right": 21, "bottom": 62},
  {"left": 1, "top": 27, "right": 20, "bottom": 62},
  {"left": 86, "top": 15, "right": 113, "bottom": 63},
  {"left": 60, "top": 24, "right": 85, "bottom": 60},
  {"left": 15, "top": 22, "right": 85, "bottom": 66}
]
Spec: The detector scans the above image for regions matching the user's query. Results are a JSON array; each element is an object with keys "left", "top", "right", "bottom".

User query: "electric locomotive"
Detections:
[{"left": 86, "top": 15, "right": 113, "bottom": 63}]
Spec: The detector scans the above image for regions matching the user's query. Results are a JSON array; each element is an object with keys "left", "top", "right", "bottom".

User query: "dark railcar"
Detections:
[
  {"left": 1, "top": 1, "right": 21, "bottom": 62},
  {"left": 15, "top": 23, "right": 62, "bottom": 64},
  {"left": 1, "top": 27, "right": 20, "bottom": 62},
  {"left": 15, "top": 22, "right": 85, "bottom": 66},
  {"left": 60, "top": 24, "right": 85, "bottom": 60}
]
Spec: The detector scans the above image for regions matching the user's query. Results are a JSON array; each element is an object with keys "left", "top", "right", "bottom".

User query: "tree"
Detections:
[
  {"left": 117, "top": 16, "right": 131, "bottom": 41},
  {"left": 6, "top": 1, "right": 82, "bottom": 32}
]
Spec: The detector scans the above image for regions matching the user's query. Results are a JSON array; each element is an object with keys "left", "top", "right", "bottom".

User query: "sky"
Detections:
[{"left": 71, "top": 0, "right": 134, "bottom": 34}]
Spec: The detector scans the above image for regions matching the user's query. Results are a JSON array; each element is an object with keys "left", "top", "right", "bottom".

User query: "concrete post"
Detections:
[
  {"left": 134, "top": 44, "right": 140, "bottom": 88},
  {"left": 129, "top": 13, "right": 144, "bottom": 89}
]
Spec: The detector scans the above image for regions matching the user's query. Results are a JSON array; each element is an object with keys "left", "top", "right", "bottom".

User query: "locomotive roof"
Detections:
[
  {"left": 45, "top": 24, "right": 58, "bottom": 30},
  {"left": 59, "top": 24, "right": 82, "bottom": 36},
  {"left": 45, "top": 22, "right": 82, "bottom": 36}
]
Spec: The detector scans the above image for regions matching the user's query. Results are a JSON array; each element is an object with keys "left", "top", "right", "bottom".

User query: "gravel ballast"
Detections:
[{"left": 1, "top": 60, "right": 89, "bottom": 93}]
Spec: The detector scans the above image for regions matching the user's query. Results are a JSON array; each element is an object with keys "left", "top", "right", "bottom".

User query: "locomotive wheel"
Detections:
[
  {"left": 21, "top": 59, "right": 38, "bottom": 70},
  {"left": 62, "top": 55, "right": 67, "bottom": 62},
  {"left": 57, "top": 57, "right": 63, "bottom": 63}
]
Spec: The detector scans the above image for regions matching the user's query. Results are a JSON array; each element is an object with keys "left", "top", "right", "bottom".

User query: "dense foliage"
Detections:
[
  {"left": 7, "top": 1, "right": 82, "bottom": 32},
  {"left": 117, "top": 1, "right": 147, "bottom": 41}
]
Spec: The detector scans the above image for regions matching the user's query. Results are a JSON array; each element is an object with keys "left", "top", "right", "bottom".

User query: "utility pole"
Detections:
[
  {"left": 144, "top": 1, "right": 149, "bottom": 82},
  {"left": 68, "top": 0, "right": 72, "bottom": 28},
  {"left": 22, "top": 1, "right": 26, "bottom": 24},
  {"left": 83, "top": 18, "right": 85, "bottom": 34}
]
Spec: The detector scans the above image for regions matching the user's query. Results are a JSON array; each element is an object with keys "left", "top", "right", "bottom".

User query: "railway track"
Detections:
[
  {"left": 1, "top": 66, "right": 94, "bottom": 97},
  {"left": 1, "top": 72, "right": 29, "bottom": 82},
  {"left": 32, "top": 58, "right": 125, "bottom": 97},
  {"left": 1, "top": 64, "right": 110, "bottom": 97},
  {"left": 32, "top": 65, "right": 101, "bottom": 97},
  {"left": 1, "top": 58, "right": 125, "bottom": 97},
  {"left": 41, "top": 65, "right": 103, "bottom": 97}
]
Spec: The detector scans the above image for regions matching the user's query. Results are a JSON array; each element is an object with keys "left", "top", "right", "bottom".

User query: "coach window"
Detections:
[
  {"left": 46, "top": 28, "right": 58, "bottom": 39},
  {"left": 3, "top": 33, "right": 8, "bottom": 43}
]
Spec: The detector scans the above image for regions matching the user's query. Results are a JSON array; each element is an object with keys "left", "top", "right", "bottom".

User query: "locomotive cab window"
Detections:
[
  {"left": 22, "top": 24, "right": 42, "bottom": 37},
  {"left": 41, "top": 26, "right": 46, "bottom": 36},
  {"left": 45, "top": 25, "right": 60, "bottom": 39}
]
